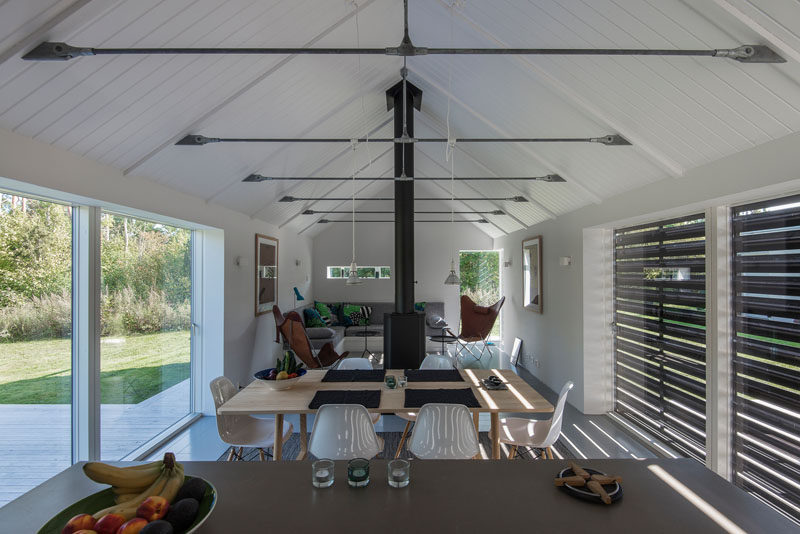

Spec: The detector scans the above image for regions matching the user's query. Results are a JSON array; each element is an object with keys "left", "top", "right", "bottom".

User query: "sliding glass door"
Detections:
[
  {"left": 0, "top": 194, "right": 73, "bottom": 505},
  {"left": 99, "top": 212, "right": 192, "bottom": 460}
]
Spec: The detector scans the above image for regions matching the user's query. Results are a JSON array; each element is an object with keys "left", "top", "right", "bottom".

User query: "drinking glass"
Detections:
[
  {"left": 388, "top": 459, "right": 410, "bottom": 488},
  {"left": 312, "top": 459, "right": 334, "bottom": 488},
  {"left": 397, "top": 375, "right": 408, "bottom": 388},
  {"left": 348, "top": 458, "right": 370, "bottom": 487},
  {"left": 384, "top": 375, "right": 396, "bottom": 389}
]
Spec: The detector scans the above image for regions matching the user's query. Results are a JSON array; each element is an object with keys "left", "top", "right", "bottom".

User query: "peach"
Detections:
[
  {"left": 136, "top": 495, "right": 169, "bottom": 522},
  {"left": 62, "top": 513, "right": 96, "bottom": 534},
  {"left": 73, "top": 531, "right": 99, "bottom": 534},
  {"left": 116, "top": 517, "right": 148, "bottom": 534},
  {"left": 94, "top": 513, "right": 126, "bottom": 534}
]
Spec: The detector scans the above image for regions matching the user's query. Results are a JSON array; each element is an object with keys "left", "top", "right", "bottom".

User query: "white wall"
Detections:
[
  {"left": 0, "top": 128, "right": 313, "bottom": 404},
  {"left": 313, "top": 221, "right": 493, "bottom": 329},
  {"left": 494, "top": 132, "right": 800, "bottom": 413}
]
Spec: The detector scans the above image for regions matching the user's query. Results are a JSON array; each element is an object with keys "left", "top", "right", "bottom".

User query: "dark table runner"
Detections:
[
  {"left": 403, "top": 369, "right": 464, "bottom": 382},
  {"left": 404, "top": 388, "right": 481, "bottom": 408},
  {"left": 322, "top": 369, "right": 386, "bottom": 382},
  {"left": 309, "top": 390, "right": 381, "bottom": 409}
]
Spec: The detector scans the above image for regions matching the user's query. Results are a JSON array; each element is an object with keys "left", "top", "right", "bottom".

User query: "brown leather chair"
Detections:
[
  {"left": 447, "top": 295, "right": 505, "bottom": 361},
  {"left": 272, "top": 305, "right": 347, "bottom": 368}
]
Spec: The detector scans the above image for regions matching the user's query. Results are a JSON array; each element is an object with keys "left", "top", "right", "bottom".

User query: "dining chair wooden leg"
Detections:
[
  {"left": 546, "top": 447, "right": 554, "bottom": 459},
  {"left": 238, "top": 447, "right": 244, "bottom": 461},
  {"left": 490, "top": 413, "right": 501, "bottom": 460},
  {"left": 273, "top": 414, "right": 284, "bottom": 461},
  {"left": 395, "top": 421, "right": 412, "bottom": 459},
  {"left": 473, "top": 411, "right": 480, "bottom": 439},
  {"left": 226, "top": 447, "right": 235, "bottom": 462},
  {"left": 508, "top": 445, "right": 517, "bottom": 460},
  {"left": 540, "top": 449, "right": 547, "bottom": 460},
  {"left": 258, "top": 448, "right": 266, "bottom": 461},
  {"left": 297, "top": 414, "right": 308, "bottom": 461}
]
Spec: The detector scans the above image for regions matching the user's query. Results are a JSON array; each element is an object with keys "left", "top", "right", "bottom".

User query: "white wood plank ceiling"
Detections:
[{"left": 1, "top": 0, "right": 799, "bottom": 237}]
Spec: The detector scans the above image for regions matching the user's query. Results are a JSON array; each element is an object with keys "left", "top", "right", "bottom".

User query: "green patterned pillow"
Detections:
[
  {"left": 314, "top": 301, "right": 340, "bottom": 326},
  {"left": 342, "top": 304, "right": 372, "bottom": 326},
  {"left": 303, "top": 308, "right": 326, "bottom": 328},
  {"left": 414, "top": 301, "right": 426, "bottom": 312}
]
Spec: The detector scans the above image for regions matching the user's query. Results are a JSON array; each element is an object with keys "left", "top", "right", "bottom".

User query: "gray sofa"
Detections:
[{"left": 289, "top": 301, "right": 446, "bottom": 351}]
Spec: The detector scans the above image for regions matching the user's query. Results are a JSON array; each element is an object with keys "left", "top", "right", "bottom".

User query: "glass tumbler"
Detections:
[
  {"left": 348, "top": 458, "right": 370, "bottom": 488},
  {"left": 388, "top": 459, "right": 410, "bottom": 488},
  {"left": 312, "top": 459, "right": 334, "bottom": 488},
  {"left": 397, "top": 375, "right": 408, "bottom": 388}
]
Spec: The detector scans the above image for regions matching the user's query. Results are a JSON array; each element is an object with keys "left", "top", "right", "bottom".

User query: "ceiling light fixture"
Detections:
[
  {"left": 303, "top": 209, "right": 504, "bottom": 215},
  {"left": 319, "top": 218, "right": 489, "bottom": 224},
  {"left": 245, "top": 173, "right": 565, "bottom": 182}
]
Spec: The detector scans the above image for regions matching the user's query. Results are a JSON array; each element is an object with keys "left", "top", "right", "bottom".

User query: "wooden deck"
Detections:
[{"left": 0, "top": 379, "right": 190, "bottom": 507}]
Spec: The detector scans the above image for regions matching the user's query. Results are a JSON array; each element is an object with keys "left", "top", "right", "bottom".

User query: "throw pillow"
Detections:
[
  {"left": 342, "top": 304, "right": 372, "bottom": 326},
  {"left": 314, "top": 301, "right": 340, "bottom": 326},
  {"left": 414, "top": 301, "right": 426, "bottom": 312},
  {"left": 303, "top": 308, "right": 326, "bottom": 328},
  {"left": 306, "top": 327, "right": 336, "bottom": 339},
  {"left": 426, "top": 313, "right": 447, "bottom": 328}
]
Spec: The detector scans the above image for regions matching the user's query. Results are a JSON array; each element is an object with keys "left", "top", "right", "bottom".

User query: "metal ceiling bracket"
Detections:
[
  {"left": 21, "top": 41, "right": 93, "bottom": 60},
  {"left": 714, "top": 45, "right": 785, "bottom": 63},
  {"left": 590, "top": 134, "right": 631, "bottom": 146},
  {"left": 175, "top": 134, "right": 219, "bottom": 145}
]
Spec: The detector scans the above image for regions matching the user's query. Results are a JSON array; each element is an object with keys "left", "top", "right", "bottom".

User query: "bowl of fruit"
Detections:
[
  {"left": 254, "top": 352, "right": 306, "bottom": 390},
  {"left": 39, "top": 453, "right": 216, "bottom": 534}
]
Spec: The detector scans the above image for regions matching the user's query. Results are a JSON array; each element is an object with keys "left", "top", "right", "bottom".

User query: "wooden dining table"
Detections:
[{"left": 217, "top": 368, "right": 554, "bottom": 460}]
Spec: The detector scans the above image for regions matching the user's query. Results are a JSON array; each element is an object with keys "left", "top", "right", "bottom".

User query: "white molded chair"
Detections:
[
  {"left": 407, "top": 403, "right": 480, "bottom": 460},
  {"left": 394, "top": 354, "right": 457, "bottom": 458},
  {"left": 499, "top": 381, "right": 573, "bottom": 459},
  {"left": 335, "top": 358, "right": 381, "bottom": 424},
  {"left": 210, "top": 376, "right": 293, "bottom": 461},
  {"left": 308, "top": 404, "right": 383, "bottom": 460}
]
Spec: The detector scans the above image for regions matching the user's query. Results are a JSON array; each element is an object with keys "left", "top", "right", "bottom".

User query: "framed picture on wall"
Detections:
[
  {"left": 522, "top": 235, "right": 542, "bottom": 314},
  {"left": 255, "top": 234, "right": 278, "bottom": 316}
]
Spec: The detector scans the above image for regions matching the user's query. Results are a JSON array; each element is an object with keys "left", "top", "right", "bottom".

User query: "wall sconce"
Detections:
[
  {"left": 234, "top": 256, "right": 249, "bottom": 269},
  {"left": 503, "top": 259, "right": 512, "bottom": 268},
  {"left": 559, "top": 256, "right": 573, "bottom": 267}
]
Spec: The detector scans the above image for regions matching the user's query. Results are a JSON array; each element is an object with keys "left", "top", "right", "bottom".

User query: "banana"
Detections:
[
  {"left": 114, "top": 493, "right": 141, "bottom": 504},
  {"left": 93, "top": 469, "right": 170, "bottom": 520},
  {"left": 83, "top": 461, "right": 163, "bottom": 487},
  {"left": 158, "top": 463, "right": 185, "bottom": 503}
]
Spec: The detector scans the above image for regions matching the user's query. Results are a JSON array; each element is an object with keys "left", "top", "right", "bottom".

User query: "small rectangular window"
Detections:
[{"left": 327, "top": 266, "right": 390, "bottom": 279}]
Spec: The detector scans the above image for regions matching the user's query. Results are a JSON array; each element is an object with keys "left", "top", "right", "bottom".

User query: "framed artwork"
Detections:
[
  {"left": 255, "top": 234, "right": 278, "bottom": 316},
  {"left": 522, "top": 235, "right": 542, "bottom": 313}
]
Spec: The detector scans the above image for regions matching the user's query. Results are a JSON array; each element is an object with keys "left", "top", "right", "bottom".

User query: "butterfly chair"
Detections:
[
  {"left": 273, "top": 305, "right": 347, "bottom": 368},
  {"left": 210, "top": 376, "right": 293, "bottom": 461},
  {"left": 499, "top": 381, "right": 573, "bottom": 459},
  {"left": 447, "top": 295, "right": 505, "bottom": 362}
]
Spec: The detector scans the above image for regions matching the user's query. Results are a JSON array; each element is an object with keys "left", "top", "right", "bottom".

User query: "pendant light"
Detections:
[
  {"left": 346, "top": 141, "right": 363, "bottom": 286},
  {"left": 444, "top": 4, "right": 460, "bottom": 287}
]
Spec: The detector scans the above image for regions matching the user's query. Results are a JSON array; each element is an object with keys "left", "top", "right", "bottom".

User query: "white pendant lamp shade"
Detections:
[
  {"left": 444, "top": 258, "right": 460, "bottom": 286},
  {"left": 346, "top": 261, "right": 363, "bottom": 286}
]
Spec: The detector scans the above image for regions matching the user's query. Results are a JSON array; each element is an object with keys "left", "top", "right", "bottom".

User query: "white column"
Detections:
[
  {"left": 706, "top": 206, "right": 732, "bottom": 479},
  {"left": 72, "top": 206, "right": 101, "bottom": 461}
]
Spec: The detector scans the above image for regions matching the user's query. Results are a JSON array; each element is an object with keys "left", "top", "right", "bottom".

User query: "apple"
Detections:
[
  {"left": 136, "top": 495, "right": 169, "bottom": 521},
  {"left": 62, "top": 514, "right": 97, "bottom": 534},
  {"left": 116, "top": 517, "right": 148, "bottom": 534},
  {"left": 73, "top": 531, "right": 99, "bottom": 534},
  {"left": 94, "top": 514, "right": 126, "bottom": 534}
]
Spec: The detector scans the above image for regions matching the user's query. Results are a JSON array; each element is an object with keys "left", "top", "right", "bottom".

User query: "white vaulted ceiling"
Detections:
[{"left": 1, "top": 0, "right": 800, "bottom": 237}]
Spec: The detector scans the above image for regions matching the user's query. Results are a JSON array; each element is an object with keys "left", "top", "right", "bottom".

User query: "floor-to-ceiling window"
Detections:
[
  {"left": 0, "top": 193, "right": 72, "bottom": 505},
  {"left": 459, "top": 250, "right": 501, "bottom": 339},
  {"left": 612, "top": 214, "right": 707, "bottom": 462},
  {"left": 731, "top": 194, "right": 800, "bottom": 523},
  {"left": 99, "top": 212, "right": 192, "bottom": 460}
]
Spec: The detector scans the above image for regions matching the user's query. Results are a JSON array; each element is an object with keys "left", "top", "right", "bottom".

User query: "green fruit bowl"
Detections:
[{"left": 36, "top": 476, "right": 217, "bottom": 534}]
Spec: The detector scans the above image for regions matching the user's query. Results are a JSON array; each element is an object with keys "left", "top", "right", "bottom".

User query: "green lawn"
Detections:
[{"left": 0, "top": 330, "right": 190, "bottom": 404}]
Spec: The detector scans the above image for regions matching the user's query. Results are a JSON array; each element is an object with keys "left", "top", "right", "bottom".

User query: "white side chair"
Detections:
[
  {"left": 407, "top": 403, "right": 480, "bottom": 460},
  {"left": 210, "top": 376, "right": 294, "bottom": 461},
  {"left": 308, "top": 404, "right": 383, "bottom": 460},
  {"left": 499, "top": 381, "right": 573, "bottom": 459},
  {"left": 335, "top": 358, "right": 381, "bottom": 424},
  {"left": 394, "top": 354, "right": 456, "bottom": 458}
]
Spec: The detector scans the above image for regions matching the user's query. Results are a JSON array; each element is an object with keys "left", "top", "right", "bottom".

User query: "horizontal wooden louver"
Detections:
[
  {"left": 732, "top": 194, "right": 800, "bottom": 525},
  {"left": 613, "top": 213, "right": 707, "bottom": 461}
]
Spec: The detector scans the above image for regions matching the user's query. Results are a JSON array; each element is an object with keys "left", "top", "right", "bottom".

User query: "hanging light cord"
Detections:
[{"left": 351, "top": 140, "right": 358, "bottom": 264}]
